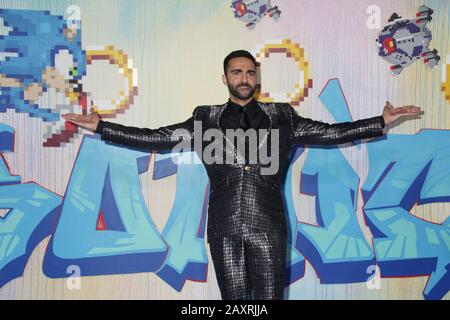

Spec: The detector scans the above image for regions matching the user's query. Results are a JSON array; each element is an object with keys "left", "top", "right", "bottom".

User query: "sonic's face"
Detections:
[
  {"left": 40, "top": 48, "right": 86, "bottom": 147},
  {"left": 49, "top": 48, "right": 83, "bottom": 95},
  {"left": 55, "top": 49, "right": 78, "bottom": 84},
  {"left": 0, "top": 9, "right": 87, "bottom": 147}
]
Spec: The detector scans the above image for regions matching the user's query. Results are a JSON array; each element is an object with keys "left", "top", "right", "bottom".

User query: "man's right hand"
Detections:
[{"left": 62, "top": 108, "right": 101, "bottom": 132}]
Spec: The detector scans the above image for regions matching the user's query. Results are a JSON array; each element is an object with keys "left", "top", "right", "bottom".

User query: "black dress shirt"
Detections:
[
  {"left": 220, "top": 99, "right": 270, "bottom": 131},
  {"left": 219, "top": 99, "right": 270, "bottom": 164}
]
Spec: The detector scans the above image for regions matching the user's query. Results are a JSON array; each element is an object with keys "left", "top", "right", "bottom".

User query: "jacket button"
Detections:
[{"left": 244, "top": 165, "right": 251, "bottom": 171}]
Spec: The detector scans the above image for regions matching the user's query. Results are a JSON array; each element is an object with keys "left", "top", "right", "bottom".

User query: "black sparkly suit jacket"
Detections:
[{"left": 95, "top": 102, "right": 385, "bottom": 241}]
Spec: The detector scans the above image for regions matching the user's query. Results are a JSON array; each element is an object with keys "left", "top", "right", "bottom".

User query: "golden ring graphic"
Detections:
[
  {"left": 254, "top": 39, "right": 312, "bottom": 106},
  {"left": 442, "top": 55, "right": 450, "bottom": 104},
  {"left": 86, "top": 45, "right": 138, "bottom": 116}
]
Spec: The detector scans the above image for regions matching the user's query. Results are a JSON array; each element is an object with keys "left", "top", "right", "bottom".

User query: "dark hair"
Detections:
[{"left": 223, "top": 50, "right": 257, "bottom": 74}]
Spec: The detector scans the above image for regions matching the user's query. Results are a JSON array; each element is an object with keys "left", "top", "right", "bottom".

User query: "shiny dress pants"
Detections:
[{"left": 209, "top": 230, "right": 287, "bottom": 300}]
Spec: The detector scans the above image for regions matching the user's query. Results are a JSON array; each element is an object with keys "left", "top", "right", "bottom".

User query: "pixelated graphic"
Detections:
[
  {"left": 253, "top": 39, "right": 312, "bottom": 106},
  {"left": 85, "top": 46, "right": 138, "bottom": 118},
  {"left": 376, "top": 5, "right": 440, "bottom": 75},
  {"left": 442, "top": 55, "right": 450, "bottom": 104},
  {"left": 0, "top": 9, "right": 137, "bottom": 147},
  {"left": 231, "top": 0, "right": 281, "bottom": 30},
  {"left": 0, "top": 9, "right": 86, "bottom": 147}
]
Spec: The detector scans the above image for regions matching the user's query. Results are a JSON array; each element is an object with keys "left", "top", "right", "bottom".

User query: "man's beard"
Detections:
[{"left": 228, "top": 83, "right": 257, "bottom": 100}]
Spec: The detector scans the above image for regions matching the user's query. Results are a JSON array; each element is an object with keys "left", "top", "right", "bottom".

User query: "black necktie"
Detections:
[{"left": 239, "top": 107, "right": 251, "bottom": 130}]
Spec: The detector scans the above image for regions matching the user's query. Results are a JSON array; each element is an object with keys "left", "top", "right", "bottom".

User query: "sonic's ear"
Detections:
[{"left": 388, "top": 13, "right": 401, "bottom": 22}]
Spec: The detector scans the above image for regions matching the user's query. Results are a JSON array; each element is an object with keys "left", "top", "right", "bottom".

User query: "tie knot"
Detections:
[{"left": 239, "top": 107, "right": 250, "bottom": 130}]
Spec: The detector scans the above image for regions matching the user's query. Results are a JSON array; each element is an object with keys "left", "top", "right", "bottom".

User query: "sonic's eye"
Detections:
[{"left": 69, "top": 66, "right": 78, "bottom": 77}]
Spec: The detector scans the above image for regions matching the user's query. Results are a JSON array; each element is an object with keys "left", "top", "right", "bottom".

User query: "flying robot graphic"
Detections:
[
  {"left": 231, "top": 0, "right": 281, "bottom": 30},
  {"left": 376, "top": 5, "right": 440, "bottom": 75}
]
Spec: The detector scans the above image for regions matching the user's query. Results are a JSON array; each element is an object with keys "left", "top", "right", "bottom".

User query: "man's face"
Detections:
[{"left": 223, "top": 57, "right": 257, "bottom": 100}]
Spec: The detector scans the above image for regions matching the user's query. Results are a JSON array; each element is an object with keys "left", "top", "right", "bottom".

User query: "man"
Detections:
[{"left": 62, "top": 50, "right": 421, "bottom": 300}]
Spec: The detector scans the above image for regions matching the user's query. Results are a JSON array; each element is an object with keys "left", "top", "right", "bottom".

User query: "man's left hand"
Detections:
[{"left": 382, "top": 101, "right": 422, "bottom": 125}]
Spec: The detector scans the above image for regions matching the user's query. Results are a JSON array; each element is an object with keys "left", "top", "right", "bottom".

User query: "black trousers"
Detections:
[{"left": 209, "top": 229, "right": 287, "bottom": 300}]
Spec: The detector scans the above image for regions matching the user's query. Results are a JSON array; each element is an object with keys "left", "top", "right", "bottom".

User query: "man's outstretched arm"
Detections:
[
  {"left": 62, "top": 107, "right": 198, "bottom": 151},
  {"left": 289, "top": 101, "right": 421, "bottom": 145}
]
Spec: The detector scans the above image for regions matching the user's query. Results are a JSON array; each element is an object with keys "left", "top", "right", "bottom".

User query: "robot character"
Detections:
[
  {"left": 231, "top": 0, "right": 281, "bottom": 30},
  {"left": 376, "top": 5, "right": 440, "bottom": 75}
]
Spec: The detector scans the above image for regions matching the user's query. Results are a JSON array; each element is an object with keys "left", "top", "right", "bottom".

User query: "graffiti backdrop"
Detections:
[{"left": 0, "top": 0, "right": 449, "bottom": 300}]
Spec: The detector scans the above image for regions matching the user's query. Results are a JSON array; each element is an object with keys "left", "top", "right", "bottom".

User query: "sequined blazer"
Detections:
[{"left": 95, "top": 102, "right": 385, "bottom": 241}]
